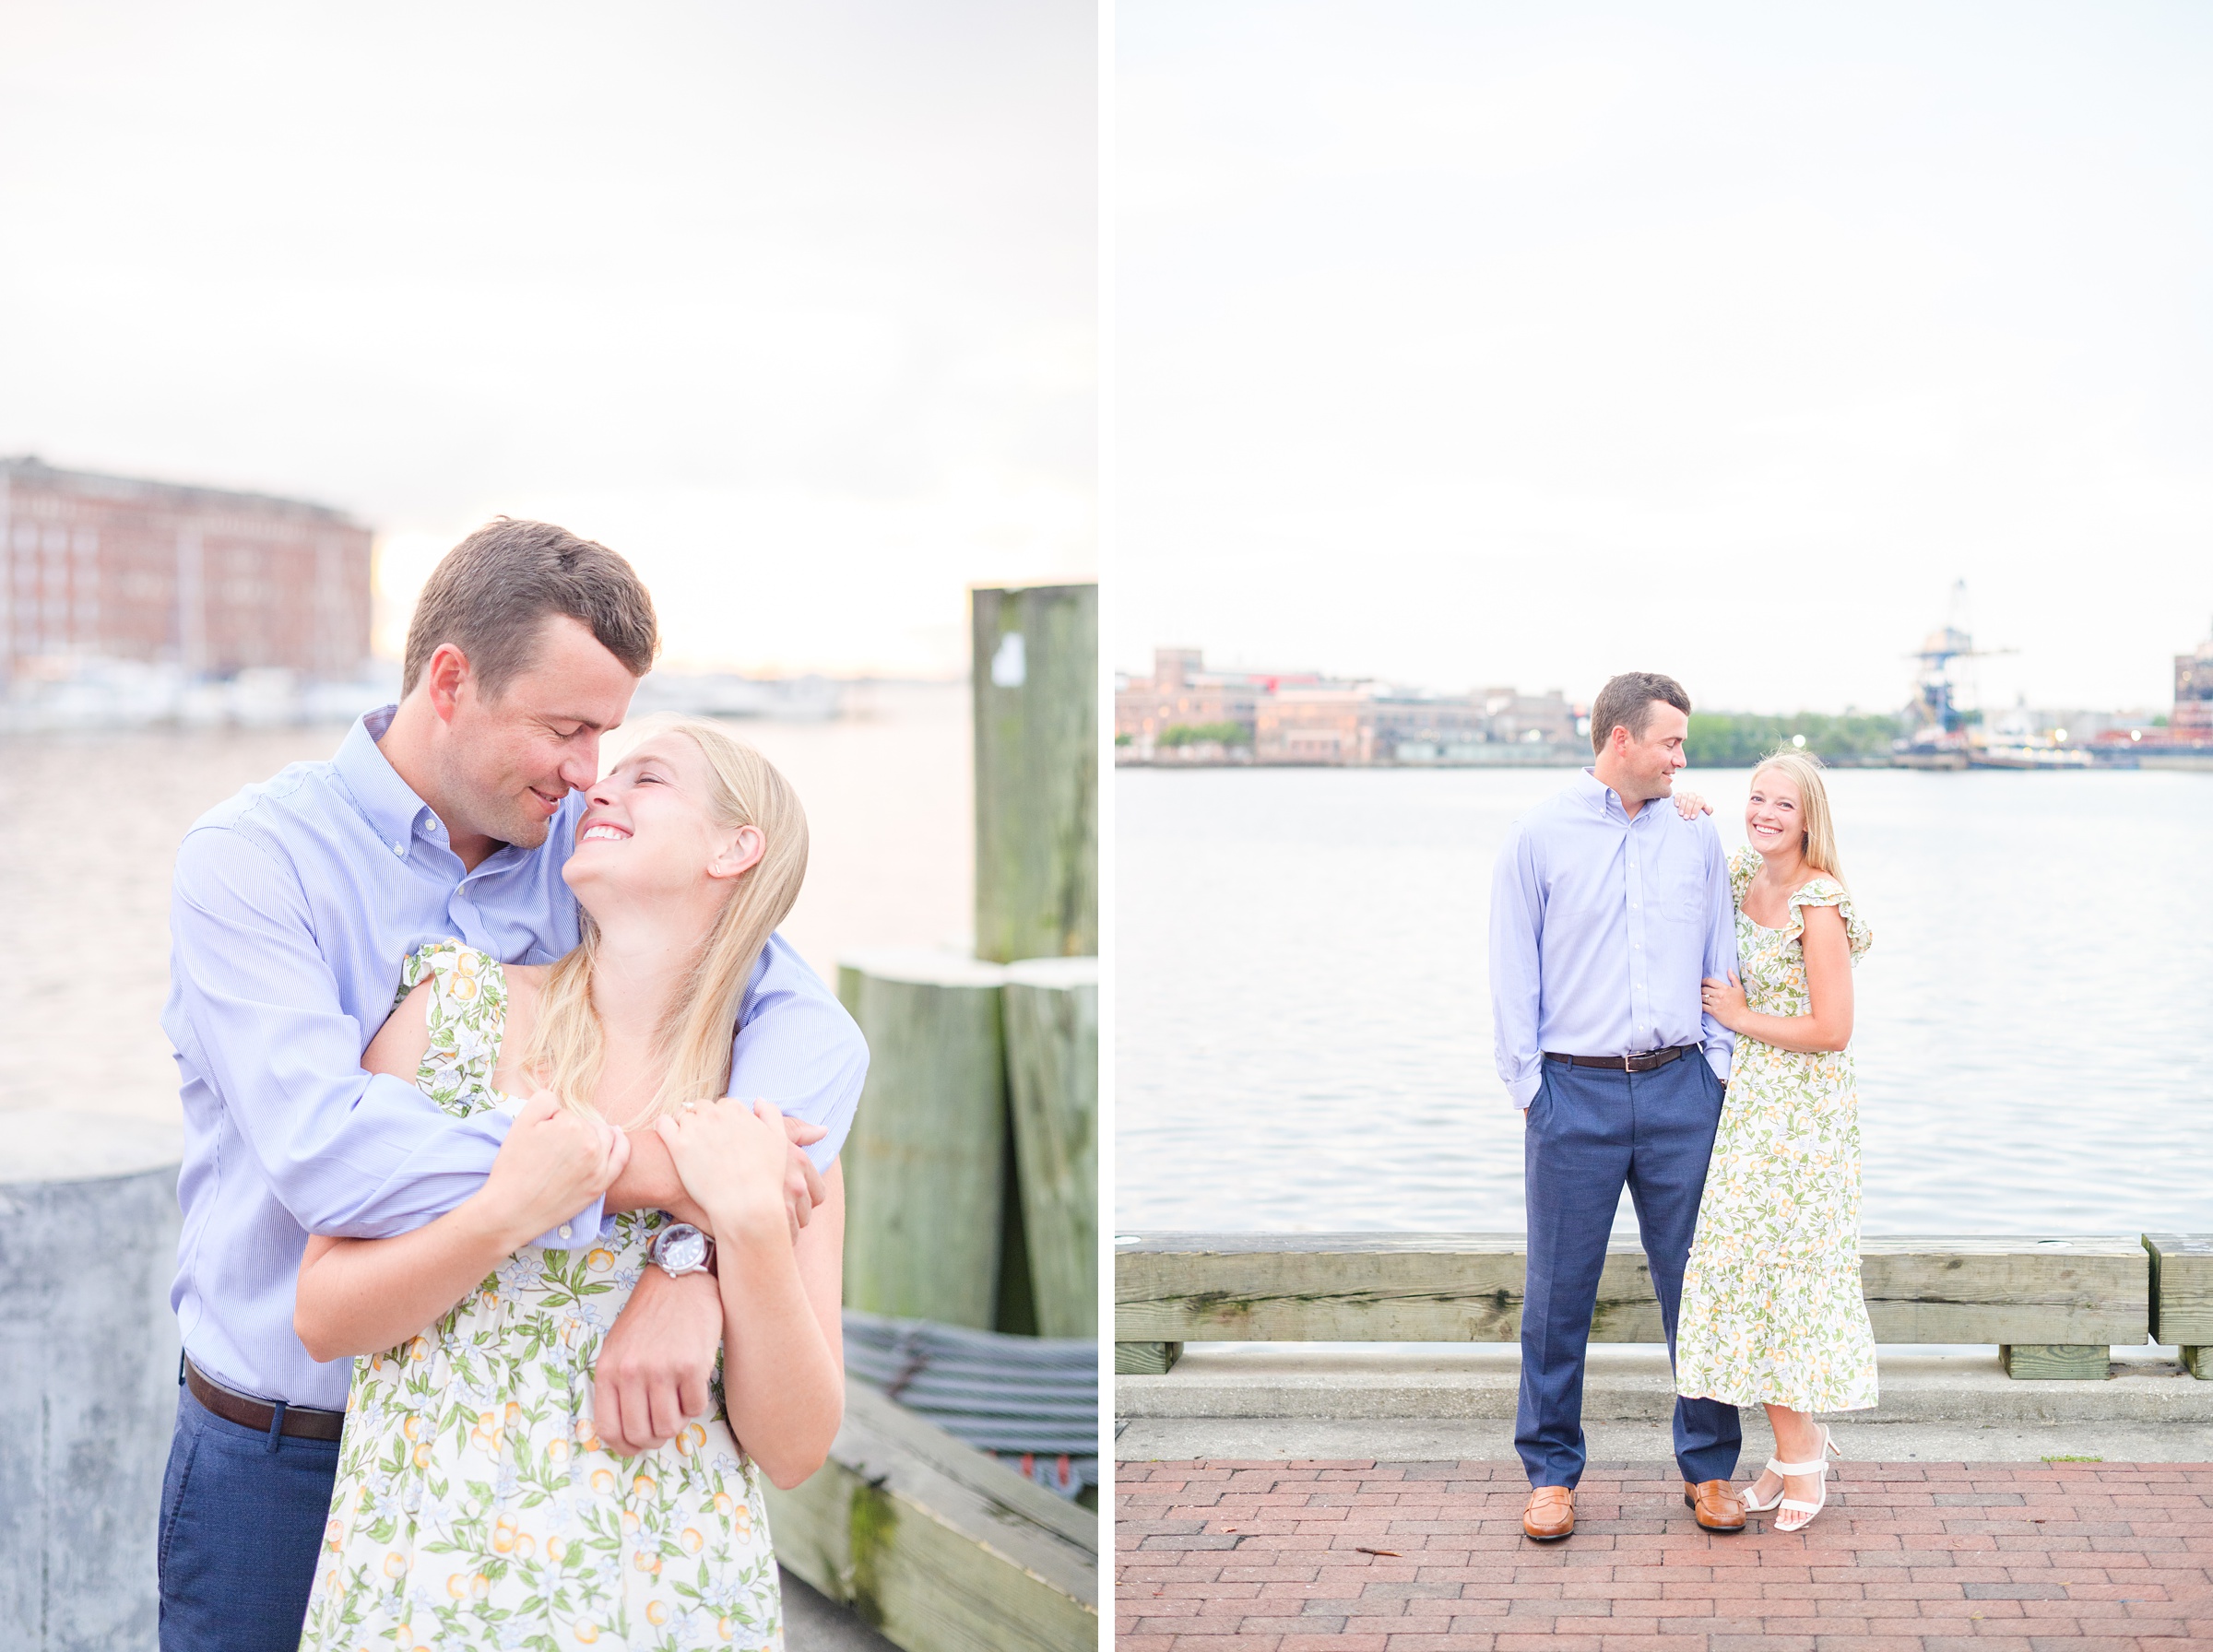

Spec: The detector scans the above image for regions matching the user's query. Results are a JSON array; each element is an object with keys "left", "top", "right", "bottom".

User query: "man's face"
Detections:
[
  {"left": 438, "top": 617, "right": 640, "bottom": 850},
  {"left": 1615, "top": 702, "right": 1690, "bottom": 800}
]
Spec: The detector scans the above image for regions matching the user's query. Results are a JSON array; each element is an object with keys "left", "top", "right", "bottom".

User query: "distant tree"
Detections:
[
  {"left": 1158, "top": 721, "right": 1251, "bottom": 748},
  {"left": 1683, "top": 712, "right": 1907, "bottom": 767}
]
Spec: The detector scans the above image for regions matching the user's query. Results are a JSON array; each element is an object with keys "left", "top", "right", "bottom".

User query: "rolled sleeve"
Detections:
[
  {"left": 1489, "top": 823, "right": 1545, "bottom": 1108},
  {"left": 1697, "top": 826, "right": 1738, "bottom": 1081},
  {"left": 725, "top": 937, "right": 869, "bottom": 1170},
  {"left": 170, "top": 828, "right": 597, "bottom": 1246}
]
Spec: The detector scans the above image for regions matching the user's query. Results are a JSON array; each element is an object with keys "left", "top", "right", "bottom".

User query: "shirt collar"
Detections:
[
  {"left": 1572, "top": 766, "right": 1627, "bottom": 822},
  {"left": 334, "top": 704, "right": 437, "bottom": 854}
]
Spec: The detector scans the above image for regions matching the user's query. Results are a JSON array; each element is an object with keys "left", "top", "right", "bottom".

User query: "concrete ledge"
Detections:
[{"left": 1115, "top": 1342, "right": 2213, "bottom": 1426}]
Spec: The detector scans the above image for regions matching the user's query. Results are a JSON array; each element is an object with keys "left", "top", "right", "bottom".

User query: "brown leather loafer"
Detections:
[
  {"left": 1521, "top": 1485, "right": 1575, "bottom": 1540},
  {"left": 1683, "top": 1479, "right": 1746, "bottom": 1532}
]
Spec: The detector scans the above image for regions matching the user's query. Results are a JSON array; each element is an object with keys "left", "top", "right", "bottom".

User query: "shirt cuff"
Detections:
[
  {"left": 1705, "top": 1049, "right": 1731, "bottom": 1086},
  {"left": 1508, "top": 1069, "right": 1542, "bottom": 1109},
  {"left": 533, "top": 1195, "right": 607, "bottom": 1250}
]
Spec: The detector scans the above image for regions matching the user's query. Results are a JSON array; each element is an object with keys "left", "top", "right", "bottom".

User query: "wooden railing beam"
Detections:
[{"left": 1116, "top": 1233, "right": 2152, "bottom": 1380}]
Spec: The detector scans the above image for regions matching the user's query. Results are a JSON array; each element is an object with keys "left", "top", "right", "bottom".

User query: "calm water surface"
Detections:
[
  {"left": 0, "top": 682, "right": 970, "bottom": 1125},
  {"left": 1117, "top": 765, "right": 2213, "bottom": 1235}
]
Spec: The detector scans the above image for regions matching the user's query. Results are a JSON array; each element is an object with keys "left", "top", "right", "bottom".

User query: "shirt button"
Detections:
[
  {"left": 559, "top": 1224, "right": 573, "bottom": 1239},
  {"left": 391, "top": 842, "right": 405, "bottom": 856}
]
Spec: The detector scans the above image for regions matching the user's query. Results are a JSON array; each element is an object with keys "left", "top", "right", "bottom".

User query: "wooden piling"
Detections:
[
  {"left": 1002, "top": 957, "right": 1098, "bottom": 1340},
  {"left": 972, "top": 584, "right": 1097, "bottom": 964},
  {"left": 836, "top": 950, "right": 1010, "bottom": 1331}
]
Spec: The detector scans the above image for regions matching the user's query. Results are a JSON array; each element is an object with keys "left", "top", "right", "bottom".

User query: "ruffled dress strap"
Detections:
[
  {"left": 1788, "top": 877, "right": 1873, "bottom": 962},
  {"left": 393, "top": 941, "right": 510, "bottom": 1117},
  {"left": 1727, "top": 844, "right": 1760, "bottom": 908}
]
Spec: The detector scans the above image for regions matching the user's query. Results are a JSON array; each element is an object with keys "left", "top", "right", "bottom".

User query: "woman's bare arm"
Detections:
[
  {"left": 653, "top": 1101, "right": 845, "bottom": 1489},
  {"left": 1704, "top": 903, "right": 1854, "bottom": 1055},
  {"left": 716, "top": 1163, "right": 846, "bottom": 1488}
]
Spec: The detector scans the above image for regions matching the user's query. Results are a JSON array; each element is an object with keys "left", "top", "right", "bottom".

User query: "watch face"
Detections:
[{"left": 660, "top": 1227, "right": 708, "bottom": 1272}]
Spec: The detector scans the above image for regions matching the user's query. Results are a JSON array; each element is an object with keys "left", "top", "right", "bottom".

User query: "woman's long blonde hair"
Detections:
[
  {"left": 1751, "top": 747, "right": 1846, "bottom": 886},
  {"left": 521, "top": 715, "right": 809, "bottom": 1123}
]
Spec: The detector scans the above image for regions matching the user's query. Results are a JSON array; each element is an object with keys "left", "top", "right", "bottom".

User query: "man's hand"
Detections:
[
  {"left": 593, "top": 1266, "right": 722, "bottom": 1456},
  {"left": 781, "top": 1115, "right": 827, "bottom": 1242},
  {"left": 608, "top": 1111, "right": 826, "bottom": 1237}
]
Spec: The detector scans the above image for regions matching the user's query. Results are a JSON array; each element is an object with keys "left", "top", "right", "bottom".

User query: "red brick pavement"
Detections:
[{"left": 1117, "top": 1459, "right": 2213, "bottom": 1650}]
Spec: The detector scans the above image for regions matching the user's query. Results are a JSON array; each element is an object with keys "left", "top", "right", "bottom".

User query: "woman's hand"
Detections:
[
  {"left": 478, "top": 1091, "right": 630, "bottom": 1245},
  {"left": 1673, "top": 789, "right": 1711, "bottom": 820},
  {"left": 1700, "top": 971, "right": 1749, "bottom": 1032},
  {"left": 654, "top": 1097, "right": 794, "bottom": 1245}
]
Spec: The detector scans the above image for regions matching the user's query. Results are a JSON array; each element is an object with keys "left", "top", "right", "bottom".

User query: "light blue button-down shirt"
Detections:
[
  {"left": 163, "top": 706, "right": 868, "bottom": 1409},
  {"left": 1488, "top": 768, "right": 1737, "bottom": 1108}
]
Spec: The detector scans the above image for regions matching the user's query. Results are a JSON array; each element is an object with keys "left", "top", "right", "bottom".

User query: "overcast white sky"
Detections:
[
  {"left": 1, "top": 2, "right": 1093, "bottom": 676},
  {"left": 1118, "top": 2, "right": 2213, "bottom": 714}
]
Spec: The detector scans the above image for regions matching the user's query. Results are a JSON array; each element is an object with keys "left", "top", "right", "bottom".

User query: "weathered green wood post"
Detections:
[
  {"left": 2146, "top": 1234, "right": 2213, "bottom": 1378},
  {"left": 1002, "top": 957, "right": 1098, "bottom": 1339},
  {"left": 836, "top": 950, "right": 1009, "bottom": 1331},
  {"left": 973, "top": 584, "right": 1097, "bottom": 963}
]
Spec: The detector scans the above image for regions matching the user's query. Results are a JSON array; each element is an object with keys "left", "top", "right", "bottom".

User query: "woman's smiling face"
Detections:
[
  {"left": 563, "top": 733, "right": 732, "bottom": 910},
  {"left": 1744, "top": 766, "right": 1805, "bottom": 860}
]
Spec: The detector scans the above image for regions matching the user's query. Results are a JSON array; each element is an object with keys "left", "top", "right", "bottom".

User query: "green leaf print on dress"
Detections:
[
  {"left": 1675, "top": 848, "right": 1880, "bottom": 1415},
  {"left": 299, "top": 941, "right": 784, "bottom": 1652}
]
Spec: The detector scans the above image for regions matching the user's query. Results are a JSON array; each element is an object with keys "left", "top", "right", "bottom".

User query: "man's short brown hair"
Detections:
[
  {"left": 1590, "top": 671, "right": 1692, "bottom": 754},
  {"left": 403, "top": 519, "right": 659, "bottom": 696}
]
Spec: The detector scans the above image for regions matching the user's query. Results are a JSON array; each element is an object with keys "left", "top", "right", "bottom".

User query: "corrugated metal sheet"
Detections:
[{"left": 843, "top": 1309, "right": 1098, "bottom": 1496}]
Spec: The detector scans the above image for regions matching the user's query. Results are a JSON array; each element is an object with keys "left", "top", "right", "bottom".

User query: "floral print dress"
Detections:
[
  {"left": 1675, "top": 849, "right": 1879, "bottom": 1415},
  {"left": 298, "top": 942, "right": 783, "bottom": 1652}
]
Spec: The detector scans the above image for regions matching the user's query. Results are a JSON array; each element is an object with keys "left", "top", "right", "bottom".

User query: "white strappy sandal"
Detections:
[{"left": 1744, "top": 1425, "right": 1840, "bottom": 1531}]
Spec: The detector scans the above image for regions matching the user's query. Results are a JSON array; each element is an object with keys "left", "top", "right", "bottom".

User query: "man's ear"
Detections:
[
  {"left": 708, "top": 824, "right": 767, "bottom": 881},
  {"left": 423, "top": 643, "right": 474, "bottom": 726}
]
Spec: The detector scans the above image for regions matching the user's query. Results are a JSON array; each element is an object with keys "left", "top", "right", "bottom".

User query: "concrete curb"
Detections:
[
  {"left": 1115, "top": 1344, "right": 2213, "bottom": 1425},
  {"left": 1115, "top": 1415, "right": 2213, "bottom": 1466}
]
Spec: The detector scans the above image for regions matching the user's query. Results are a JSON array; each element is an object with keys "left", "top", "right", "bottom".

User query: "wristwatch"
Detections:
[{"left": 650, "top": 1222, "right": 717, "bottom": 1280}]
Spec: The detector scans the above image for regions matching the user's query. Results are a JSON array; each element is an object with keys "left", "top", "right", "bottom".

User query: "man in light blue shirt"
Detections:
[
  {"left": 158, "top": 522, "right": 867, "bottom": 1652},
  {"left": 1488, "top": 671, "right": 1743, "bottom": 1541}
]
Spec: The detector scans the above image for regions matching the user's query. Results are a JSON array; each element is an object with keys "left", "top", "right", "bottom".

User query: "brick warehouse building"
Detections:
[{"left": 0, "top": 456, "right": 372, "bottom": 682}]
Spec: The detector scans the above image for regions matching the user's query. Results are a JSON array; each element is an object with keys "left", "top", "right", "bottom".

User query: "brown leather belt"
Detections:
[
  {"left": 184, "top": 1356, "right": 348, "bottom": 1442},
  {"left": 1545, "top": 1045, "right": 1693, "bottom": 1074}
]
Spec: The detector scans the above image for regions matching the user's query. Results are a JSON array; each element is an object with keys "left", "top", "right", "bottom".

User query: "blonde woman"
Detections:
[
  {"left": 1672, "top": 749, "right": 1875, "bottom": 1535},
  {"left": 290, "top": 717, "right": 843, "bottom": 1650}
]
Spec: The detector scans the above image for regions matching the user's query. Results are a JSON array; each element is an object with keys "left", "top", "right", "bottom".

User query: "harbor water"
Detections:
[
  {"left": 0, "top": 681, "right": 970, "bottom": 1126},
  {"left": 1117, "top": 764, "right": 2213, "bottom": 1237}
]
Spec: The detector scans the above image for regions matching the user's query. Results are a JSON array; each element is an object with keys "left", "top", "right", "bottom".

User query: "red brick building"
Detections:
[
  {"left": 2175, "top": 620, "right": 2213, "bottom": 738},
  {"left": 1, "top": 456, "right": 372, "bottom": 681}
]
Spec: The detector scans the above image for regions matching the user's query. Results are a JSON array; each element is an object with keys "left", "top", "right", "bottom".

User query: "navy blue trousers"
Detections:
[
  {"left": 1517, "top": 1052, "right": 1743, "bottom": 1489},
  {"left": 158, "top": 1382, "right": 339, "bottom": 1652}
]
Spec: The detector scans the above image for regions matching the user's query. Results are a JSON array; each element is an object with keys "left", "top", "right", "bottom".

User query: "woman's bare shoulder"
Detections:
[
  {"left": 1796, "top": 900, "right": 1850, "bottom": 944},
  {"left": 362, "top": 980, "right": 432, "bottom": 1080}
]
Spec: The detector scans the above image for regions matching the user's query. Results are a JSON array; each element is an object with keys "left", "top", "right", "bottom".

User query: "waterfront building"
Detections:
[
  {"left": 1115, "top": 647, "right": 1317, "bottom": 759},
  {"left": 1255, "top": 684, "right": 1379, "bottom": 764},
  {"left": 0, "top": 455, "right": 372, "bottom": 684},
  {"left": 2175, "top": 619, "right": 2213, "bottom": 738},
  {"left": 1478, "top": 687, "right": 1580, "bottom": 747},
  {"left": 1118, "top": 645, "right": 1586, "bottom": 766}
]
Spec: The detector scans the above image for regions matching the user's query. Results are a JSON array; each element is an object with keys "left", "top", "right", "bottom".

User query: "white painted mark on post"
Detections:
[{"left": 989, "top": 631, "right": 1026, "bottom": 688}]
